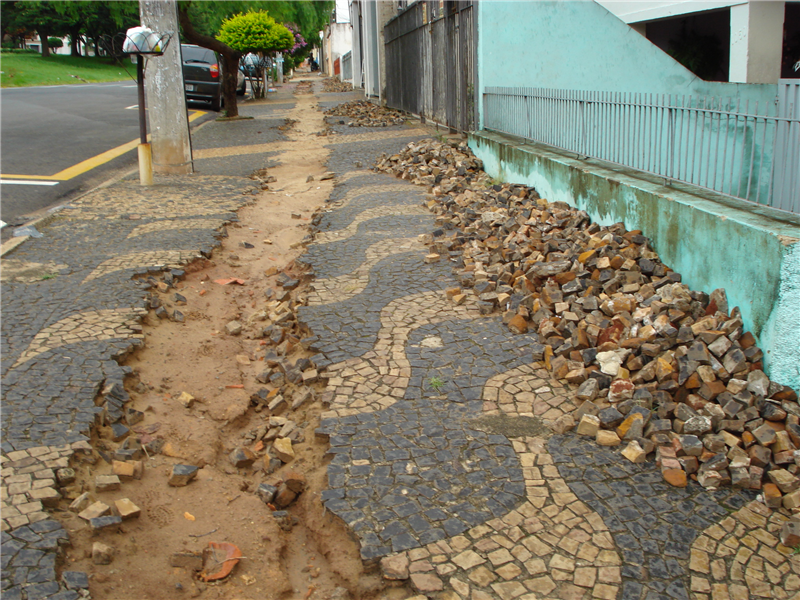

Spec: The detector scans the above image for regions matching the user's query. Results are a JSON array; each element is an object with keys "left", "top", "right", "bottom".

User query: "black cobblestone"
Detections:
[{"left": 548, "top": 434, "right": 756, "bottom": 600}]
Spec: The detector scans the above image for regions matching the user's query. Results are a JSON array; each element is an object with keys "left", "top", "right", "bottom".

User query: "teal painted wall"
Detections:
[
  {"left": 761, "top": 242, "right": 800, "bottom": 389},
  {"left": 476, "top": 1, "right": 778, "bottom": 129},
  {"left": 470, "top": 131, "right": 800, "bottom": 390}
]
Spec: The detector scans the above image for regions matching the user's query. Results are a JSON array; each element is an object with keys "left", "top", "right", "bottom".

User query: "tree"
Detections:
[
  {"left": 178, "top": 1, "right": 245, "bottom": 118},
  {"left": 52, "top": 1, "right": 139, "bottom": 57},
  {"left": 1, "top": 2, "right": 27, "bottom": 50},
  {"left": 2, "top": 1, "right": 139, "bottom": 57},
  {"left": 93, "top": 2, "right": 140, "bottom": 57},
  {"left": 4, "top": 1, "right": 69, "bottom": 57},
  {"left": 176, "top": 1, "right": 333, "bottom": 116},
  {"left": 281, "top": 23, "right": 308, "bottom": 75},
  {"left": 217, "top": 11, "right": 293, "bottom": 55},
  {"left": 217, "top": 10, "right": 293, "bottom": 98}
]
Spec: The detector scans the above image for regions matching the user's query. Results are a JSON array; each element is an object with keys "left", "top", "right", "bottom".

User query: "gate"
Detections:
[
  {"left": 342, "top": 51, "right": 353, "bottom": 81},
  {"left": 384, "top": 1, "right": 476, "bottom": 132}
]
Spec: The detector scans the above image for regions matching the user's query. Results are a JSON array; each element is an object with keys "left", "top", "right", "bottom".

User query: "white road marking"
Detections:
[{"left": 0, "top": 180, "right": 60, "bottom": 186}]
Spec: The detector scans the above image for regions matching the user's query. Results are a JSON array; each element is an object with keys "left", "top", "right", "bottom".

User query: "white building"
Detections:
[
  {"left": 598, "top": 0, "right": 800, "bottom": 83},
  {"left": 323, "top": 0, "right": 354, "bottom": 80}
]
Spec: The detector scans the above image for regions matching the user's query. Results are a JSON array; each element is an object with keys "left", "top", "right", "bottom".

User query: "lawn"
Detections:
[{"left": 0, "top": 53, "right": 135, "bottom": 87}]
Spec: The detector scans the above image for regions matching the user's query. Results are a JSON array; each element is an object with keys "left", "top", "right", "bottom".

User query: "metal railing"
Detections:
[
  {"left": 483, "top": 87, "right": 800, "bottom": 214},
  {"left": 341, "top": 51, "right": 353, "bottom": 81}
]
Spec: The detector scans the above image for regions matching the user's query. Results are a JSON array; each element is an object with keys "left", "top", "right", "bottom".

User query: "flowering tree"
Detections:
[{"left": 281, "top": 22, "right": 308, "bottom": 74}]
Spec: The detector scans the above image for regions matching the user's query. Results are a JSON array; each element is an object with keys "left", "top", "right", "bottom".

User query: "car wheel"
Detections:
[
  {"left": 237, "top": 80, "right": 245, "bottom": 96},
  {"left": 210, "top": 92, "right": 221, "bottom": 112}
]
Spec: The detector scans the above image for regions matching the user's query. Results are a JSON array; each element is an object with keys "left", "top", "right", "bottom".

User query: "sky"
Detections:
[{"left": 335, "top": 0, "right": 351, "bottom": 24}]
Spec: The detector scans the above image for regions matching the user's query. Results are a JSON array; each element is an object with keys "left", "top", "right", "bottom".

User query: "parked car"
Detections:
[
  {"left": 237, "top": 68, "right": 246, "bottom": 96},
  {"left": 181, "top": 44, "right": 245, "bottom": 112},
  {"left": 240, "top": 53, "right": 270, "bottom": 78}
]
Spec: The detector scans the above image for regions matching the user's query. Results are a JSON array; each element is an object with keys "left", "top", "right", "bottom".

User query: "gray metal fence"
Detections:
[
  {"left": 484, "top": 87, "right": 800, "bottom": 214},
  {"left": 341, "top": 51, "right": 353, "bottom": 81},
  {"left": 384, "top": 1, "right": 477, "bottom": 132},
  {"left": 774, "top": 80, "right": 800, "bottom": 213}
]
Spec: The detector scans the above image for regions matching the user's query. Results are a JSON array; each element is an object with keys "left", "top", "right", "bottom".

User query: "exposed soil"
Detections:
[{"left": 53, "top": 81, "right": 410, "bottom": 600}]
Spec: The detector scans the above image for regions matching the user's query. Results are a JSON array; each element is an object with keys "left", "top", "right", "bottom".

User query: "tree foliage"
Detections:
[
  {"left": 216, "top": 11, "right": 293, "bottom": 55},
  {"left": 1, "top": 1, "right": 138, "bottom": 56},
  {"left": 181, "top": 1, "right": 332, "bottom": 50},
  {"left": 176, "top": 1, "right": 333, "bottom": 116}
]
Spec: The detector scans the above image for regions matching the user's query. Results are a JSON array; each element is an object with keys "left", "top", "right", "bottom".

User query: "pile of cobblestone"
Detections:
[
  {"left": 375, "top": 138, "right": 490, "bottom": 190},
  {"left": 321, "top": 78, "right": 353, "bottom": 93},
  {"left": 293, "top": 81, "right": 314, "bottom": 95},
  {"left": 324, "top": 100, "right": 407, "bottom": 127},
  {"left": 376, "top": 138, "right": 800, "bottom": 505}
]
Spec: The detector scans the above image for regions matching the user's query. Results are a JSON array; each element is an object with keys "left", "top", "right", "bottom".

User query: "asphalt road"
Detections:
[{"left": 1, "top": 81, "right": 213, "bottom": 229}]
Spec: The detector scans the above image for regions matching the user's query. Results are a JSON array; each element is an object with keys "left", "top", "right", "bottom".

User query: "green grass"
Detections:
[
  {"left": 0, "top": 54, "right": 134, "bottom": 88},
  {"left": 428, "top": 375, "right": 446, "bottom": 393}
]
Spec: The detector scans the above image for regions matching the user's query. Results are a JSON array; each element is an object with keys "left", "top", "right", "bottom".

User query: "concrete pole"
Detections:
[
  {"left": 136, "top": 57, "right": 153, "bottom": 185},
  {"left": 729, "top": 1, "right": 785, "bottom": 84},
  {"left": 139, "top": 0, "right": 193, "bottom": 175}
]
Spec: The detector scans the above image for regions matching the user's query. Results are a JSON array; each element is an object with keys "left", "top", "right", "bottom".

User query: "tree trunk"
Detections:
[
  {"left": 38, "top": 28, "right": 50, "bottom": 57},
  {"left": 70, "top": 32, "right": 81, "bottom": 56},
  {"left": 221, "top": 53, "right": 240, "bottom": 115},
  {"left": 177, "top": 4, "right": 240, "bottom": 118}
]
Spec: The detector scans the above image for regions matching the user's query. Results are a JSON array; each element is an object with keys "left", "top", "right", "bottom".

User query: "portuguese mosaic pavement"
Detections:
[
  {"left": 299, "top": 110, "right": 800, "bottom": 600},
  {"left": 0, "top": 104, "right": 266, "bottom": 598},
  {"left": 1, "top": 82, "right": 797, "bottom": 600}
]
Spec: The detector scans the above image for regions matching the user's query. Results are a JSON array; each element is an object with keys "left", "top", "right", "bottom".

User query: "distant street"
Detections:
[{"left": 1, "top": 81, "right": 211, "bottom": 228}]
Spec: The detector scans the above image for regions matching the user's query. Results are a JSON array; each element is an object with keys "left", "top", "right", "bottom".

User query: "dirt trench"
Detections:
[{"left": 54, "top": 83, "right": 410, "bottom": 600}]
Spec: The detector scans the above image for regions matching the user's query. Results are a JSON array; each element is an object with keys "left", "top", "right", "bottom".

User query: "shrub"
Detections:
[
  {"left": 47, "top": 37, "right": 63, "bottom": 49},
  {"left": 217, "top": 11, "right": 294, "bottom": 55},
  {"left": 282, "top": 53, "right": 296, "bottom": 73}
]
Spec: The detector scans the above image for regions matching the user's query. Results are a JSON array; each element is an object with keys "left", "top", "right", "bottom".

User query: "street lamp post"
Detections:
[
  {"left": 121, "top": 27, "right": 173, "bottom": 186},
  {"left": 135, "top": 56, "right": 152, "bottom": 185}
]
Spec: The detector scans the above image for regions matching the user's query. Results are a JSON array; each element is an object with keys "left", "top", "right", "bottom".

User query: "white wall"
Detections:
[
  {"left": 597, "top": 0, "right": 745, "bottom": 23},
  {"left": 329, "top": 23, "right": 353, "bottom": 62},
  {"left": 598, "top": 0, "right": 787, "bottom": 84},
  {"left": 350, "top": 0, "right": 363, "bottom": 88},
  {"left": 730, "top": 1, "right": 786, "bottom": 83}
]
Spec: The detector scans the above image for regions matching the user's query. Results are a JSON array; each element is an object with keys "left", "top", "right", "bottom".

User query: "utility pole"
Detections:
[{"left": 139, "top": 0, "right": 192, "bottom": 175}]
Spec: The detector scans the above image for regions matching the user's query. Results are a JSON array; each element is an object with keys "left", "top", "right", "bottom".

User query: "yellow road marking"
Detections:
[
  {"left": 1, "top": 110, "right": 207, "bottom": 182},
  {"left": 51, "top": 138, "right": 142, "bottom": 180},
  {"left": 187, "top": 110, "right": 206, "bottom": 123}
]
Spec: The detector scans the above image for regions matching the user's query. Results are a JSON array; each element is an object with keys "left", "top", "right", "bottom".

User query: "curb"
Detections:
[
  {"left": 0, "top": 114, "right": 222, "bottom": 260},
  {"left": 0, "top": 165, "right": 137, "bottom": 259},
  {"left": 0, "top": 208, "right": 64, "bottom": 258}
]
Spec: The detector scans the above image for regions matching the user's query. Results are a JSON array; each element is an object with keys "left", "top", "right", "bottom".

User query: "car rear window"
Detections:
[{"left": 182, "top": 46, "right": 215, "bottom": 64}]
